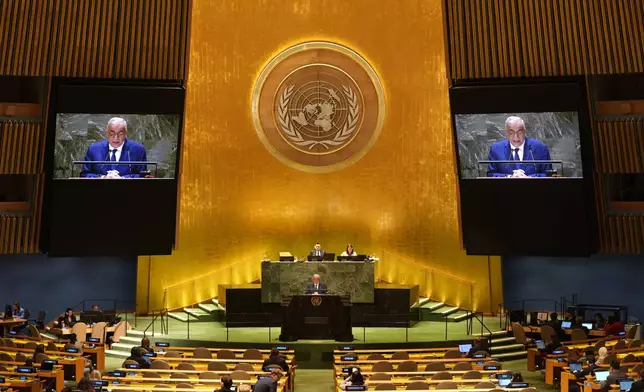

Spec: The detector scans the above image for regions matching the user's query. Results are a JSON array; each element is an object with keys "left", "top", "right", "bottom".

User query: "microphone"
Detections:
[{"left": 529, "top": 146, "right": 538, "bottom": 175}]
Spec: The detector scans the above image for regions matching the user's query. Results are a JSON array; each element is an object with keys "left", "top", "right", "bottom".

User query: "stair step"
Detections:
[
  {"left": 126, "top": 330, "right": 146, "bottom": 337},
  {"left": 421, "top": 302, "right": 445, "bottom": 311},
  {"left": 184, "top": 308, "right": 210, "bottom": 317},
  {"left": 198, "top": 303, "right": 219, "bottom": 313},
  {"left": 119, "top": 336, "right": 142, "bottom": 345},
  {"left": 472, "top": 330, "right": 509, "bottom": 338},
  {"left": 105, "top": 349, "right": 130, "bottom": 359},
  {"left": 493, "top": 351, "right": 528, "bottom": 360},
  {"left": 491, "top": 336, "right": 517, "bottom": 345},
  {"left": 491, "top": 343, "right": 525, "bottom": 353},
  {"left": 449, "top": 311, "right": 473, "bottom": 322},
  {"left": 438, "top": 306, "right": 460, "bottom": 316},
  {"left": 112, "top": 342, "right": 136, "bottom": 352},
  {"left": 168, "top": 312, "right": 188, "bottom": 322}
]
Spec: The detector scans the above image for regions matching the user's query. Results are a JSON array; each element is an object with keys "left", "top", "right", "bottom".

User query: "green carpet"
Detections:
[{"left": 130, "top": 316, "right": 502, "bottom": 343}]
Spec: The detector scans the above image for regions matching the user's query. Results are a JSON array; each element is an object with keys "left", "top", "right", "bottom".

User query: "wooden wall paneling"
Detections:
[{"left": 444, "top": 0, "right": 644, "bottom": 79}]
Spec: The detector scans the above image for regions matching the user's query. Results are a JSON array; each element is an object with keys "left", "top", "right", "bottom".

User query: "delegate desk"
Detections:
[
  {"left": 509, "top": 325, "right": 607, "bottom": 338},
  {"left": 262, "top": 261, "right": 375, "bottom": 303},
  {"left": 280, "top": 294, "right": 352, "bottom": 341}
]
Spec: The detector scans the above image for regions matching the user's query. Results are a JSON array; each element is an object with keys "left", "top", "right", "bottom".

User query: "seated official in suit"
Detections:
[
  {"left": 305, "top": 274, "right": 328, "bottom": 294},
  {"left": 253, "top": 369, "right": 283, "bottom": 392},
  {"left": 487, "top": 116, "right": 553, "bottom": 178},
  {"left": 309, "top": 242, "right": 325, "bottom": 258},
  {"left": 262, "top": 348, "right": 289, "bottom": 372},
  {"left": 340, "top": 244, "right": 357, "bottom": 257},
  {"left": 81, "top": 117, "right": 148, "bottom": 178}
]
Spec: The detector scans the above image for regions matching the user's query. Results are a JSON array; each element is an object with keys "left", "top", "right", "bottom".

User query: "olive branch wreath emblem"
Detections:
[{"left": 277, "top": 84, "right": 359, "bottom": 150}]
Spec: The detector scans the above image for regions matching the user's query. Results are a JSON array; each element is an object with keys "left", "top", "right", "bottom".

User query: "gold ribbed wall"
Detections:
[
  {"left": 445, "top": 0, "right": 644, "bottom": 79},
  {"left": 136, "top": 0, "right": 503, "bottom": 315},
  {"left": 0, "top": 0, "right": 190, "bottom": 78},
  {"left": 0, "top": 0, "right": 190, "bottom": 254}
]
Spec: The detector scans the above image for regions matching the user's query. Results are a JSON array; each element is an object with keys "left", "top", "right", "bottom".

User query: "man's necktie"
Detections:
[
  {"left": 513, "top": 148, "right": 520, "bottom": 169},
  {"left": 110, "top": 149, "right": 117, "bottom": 170},
  {"left": 315, "top": 284, "right": 318, "bottom": 290}
]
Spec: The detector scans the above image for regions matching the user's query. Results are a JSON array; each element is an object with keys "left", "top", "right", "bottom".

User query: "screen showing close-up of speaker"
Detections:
[
  {"left": 450, "top": 80, "right": 597, "bottom": 256},
  {"left": 40, "top": 79, "right": 185, "bottom": 257}
]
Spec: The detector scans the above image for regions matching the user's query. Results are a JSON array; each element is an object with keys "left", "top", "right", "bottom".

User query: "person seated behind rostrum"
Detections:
[
  {"left": 262, "top": 348, "right": 289, "bottom": 372},
  {"left": 339, "top": 367, "right": 365, "bottom": 390},
  {"left": 125, "top": 347, "right": 151, "bottom": 369}
]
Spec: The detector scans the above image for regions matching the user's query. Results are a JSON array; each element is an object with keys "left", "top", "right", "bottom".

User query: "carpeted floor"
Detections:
[{"left": 130, "top": 316, "right": 503, "bottom": 343}]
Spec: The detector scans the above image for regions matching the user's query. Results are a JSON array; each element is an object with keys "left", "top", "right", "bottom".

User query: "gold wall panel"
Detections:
[
  {"left": 444, "top": 0, "right": 644, "bottom": 79},
  {"left": 0, "top": 0, "right": 190, "bottom": 78},
  {"left": 138, "top": 0, "right": 502, "bottom": 314}
]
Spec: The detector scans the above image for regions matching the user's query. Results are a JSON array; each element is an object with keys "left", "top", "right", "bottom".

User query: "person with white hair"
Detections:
[
  {"left": 305, "top": 273, "right": 328, "bottom": 295},
  {"left": 81, "top": 117, "right": 148, "bottom": 178},
  {"left": 487, "top": 115, "right": 552, "bottom": 178}
]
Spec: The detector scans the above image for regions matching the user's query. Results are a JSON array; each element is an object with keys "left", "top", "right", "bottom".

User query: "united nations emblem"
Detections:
[
  {"left": 310, "top": 295, "right": 323, "bottom": 307},
  {"left": 252, "top": 42, "right": 385, "bottom": 173}
]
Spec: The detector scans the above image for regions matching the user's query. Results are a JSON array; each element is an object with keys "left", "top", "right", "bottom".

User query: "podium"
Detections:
[{"left": 279, "top": 294, "right": 353, "bottom": 341}]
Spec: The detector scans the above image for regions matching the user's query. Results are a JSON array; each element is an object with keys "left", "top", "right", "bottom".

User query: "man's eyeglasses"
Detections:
[
  {"left": 108, "top": 131, "right": 126, "bottom": 138},
  {"left": 506, "top": 130, "right": 525, "bottom": 137}
]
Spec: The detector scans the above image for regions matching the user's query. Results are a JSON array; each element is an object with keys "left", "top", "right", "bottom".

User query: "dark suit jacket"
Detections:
[
  {"left": 305, "top": 282, "right": 328, "bottom": 294},
  {"left": 487, "top": 138, "right": 553, "bottom": 177},
  {"left": 603, "top": 371, "right": 627, "bottom": 392},
  {"left": 629, "top": 380, "right": 644, "bottom": 392},
  {"left": 262, "top": 355, "right": 289, "bottom": 371},
  {"left": 253, "top": 377, "right": 278, "bottom": 392},
  {"left": 309, "top": 249, "right": 326, "bottom": 257},
  {"left": 81, "top": 139, "right": 148, "bottom": 178}
]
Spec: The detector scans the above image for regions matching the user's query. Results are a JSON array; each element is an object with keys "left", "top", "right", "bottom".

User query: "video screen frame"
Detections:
[
  {"left": 40, "top": 78, "right": 186, "bottom": 256},
  {"left": 449, "top": 78, "right": 598, "bottom": 256}
]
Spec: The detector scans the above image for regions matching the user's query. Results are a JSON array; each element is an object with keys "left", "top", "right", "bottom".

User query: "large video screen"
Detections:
[
  {"left": 54, "top": 114, "right": 180, "bottom": 179},
  {"left": 454, "top": 112, "right": 582, "bottom": 179},
  {"left": 449, "top": 80, "right": 597, "bottom": 256}
]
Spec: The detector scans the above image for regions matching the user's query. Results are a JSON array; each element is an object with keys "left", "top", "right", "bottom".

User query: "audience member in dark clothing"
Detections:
[
  {"left": 214, "top": 375, "right": 234, "bottom": 392},
  {"left": 602, "top": 361, "right": 627, "bottom": 392},
  {"left": 572, "top": 316, "right": 590, "bottom": 335},
  {"left": 340, "top": 368, "right": 365, "bottom": 390},
  {"left": 549, "top": 312, "right": 563, "bottom": 337},
  {"left": 125, "top": 347, "right": 151, "bottom": 369},
  {"left": 604, "top": 316, "right": 625, "bottom": 336},
  {"left": 58, "top": 308, "right": 77, "bottom": 328},
  {"left": 31, "top": 344, "right": 45, "bottom": 364},
  {"left": 466, "top": 337, "right": 490, "bottom": 358},
  {"left": 76, "top": 377, "right": 95, "bottom": 392},
  {"left": 262, "top": 348, "right": 289, "bottom": 371},
  {"left": 630, "top": 370, "right": 644, "bottom": 392},
  {"left": 253, "top": 369, "right": 282, "bottom": 392},
  {"left": 140, "top": 337, "right": 153, "bottom": 354},
  {"left": 594, "top": 314, "right": 606, "bottom": 330}
]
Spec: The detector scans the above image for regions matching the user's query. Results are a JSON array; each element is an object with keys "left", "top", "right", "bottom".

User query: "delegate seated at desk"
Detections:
[
  {"left": 340, "top": 244, "right": 356, "bottom": 257},
  {"left": 310, "top": 242, "right": 325, "bottom": 258},
  {"left": 305, "top": 274, "right": 328, "bottom": 295},
  {"left": 80, "top": 117, "right": 148, "bottom": 178},
  {"left": 487, "top": 116, "right": 553, "bottom": 178}
]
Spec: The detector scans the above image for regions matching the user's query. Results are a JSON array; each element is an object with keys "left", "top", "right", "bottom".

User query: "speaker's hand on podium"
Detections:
[{"left": 104, "top": 170, "right": 122, "bottom": 179}]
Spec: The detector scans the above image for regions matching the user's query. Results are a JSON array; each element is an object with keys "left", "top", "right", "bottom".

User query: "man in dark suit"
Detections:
[
  {"left": 309, "top": 242, "right": 325, "bottom": 258},
  {"left": 253, "top": 369, "right": 282, "bottom": 392},
  {"left": 487, "top": 116, "right": 553, "bottom": 177},
  {"left": 305, "top": 274, "right": 328, "bottom": 294},
  {"left": 214, "top": 375, "right": 234, "bottom": 392},
  {"left": 602, "top": 361, "right": 627, "bottom": 392},
  {"left": 81, "top": 117, "right": 148, "bottom": 178},
  {"left": 629, "top": 369, "right": 644, "bottom": 392},
  {"left": 262, "top": 348, "right": 289, "bottom": 372}
]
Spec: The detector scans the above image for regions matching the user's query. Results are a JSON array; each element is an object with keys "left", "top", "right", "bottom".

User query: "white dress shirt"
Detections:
[
  {"left": 109, "top": 145, "right": 123, "bottom": 162},
  {"left": 510, "top": 142, "right": 525, "bottom": 161}
]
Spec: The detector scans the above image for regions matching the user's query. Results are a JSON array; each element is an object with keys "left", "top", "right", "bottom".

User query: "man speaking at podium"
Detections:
[
  {"left": 81, "top": 117, "right": 148, "bottom": 178},
  {"left": 305, "top": 274, "right": 328, "bottom": 295},
  {"left": 487, "top": 116, "right": 552, "bottom": 178}
]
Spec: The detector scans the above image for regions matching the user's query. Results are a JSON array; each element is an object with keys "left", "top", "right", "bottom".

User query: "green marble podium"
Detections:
[{"left": 261, "top": 261, "right": 375, "bottom": 303}]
